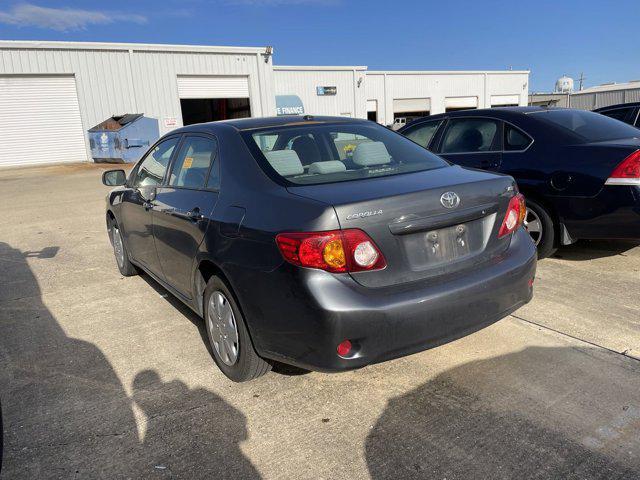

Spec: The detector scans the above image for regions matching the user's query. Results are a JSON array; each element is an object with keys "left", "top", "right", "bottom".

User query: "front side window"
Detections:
[
  {"left": 531, "top": 109, "right": 640, "bottom": 142},
  {"left": 441, "top": 118, "right": 500, "bottom": 153},
  {"left": 403, "top": 120, "right": 443, "bottom": 149},
  {"left": 243, "top": 122, "right": 448, "bottom": 186},
  {"left": 169, "top": 136, "right": 218, "bottom": 189},
  {"left": 504, "top": 124, "right": 532, "bottom": 151},
  {"left": 133, "top": 137, "right": 179, "bottom": 187}
]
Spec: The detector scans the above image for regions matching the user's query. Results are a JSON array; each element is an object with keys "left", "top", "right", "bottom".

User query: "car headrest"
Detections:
[
  {"left": 459, "top": 128, "right": 484, "bottom": 151},
  {"left": 352, "top": 142, "right": 392, "bottom": 167},
  {"left": 291, "top": 136, "right": 322, "bottom": 166},
  {"left": 264, "top": 150, "right": 304, "bottom": 177},
  {"left": 308, "top": 161, "right": 347, "bottom": 174}
]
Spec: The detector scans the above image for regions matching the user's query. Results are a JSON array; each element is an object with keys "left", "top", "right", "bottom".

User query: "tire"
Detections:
[
  {"left": 109, "top": 218, "right": 139, "bottom": 277},
  {"left": 524, "top": 198, "right": 556, "bottom": 259},
  {"left": 203, "top": 276, "right": 271, "bottom": 382}
]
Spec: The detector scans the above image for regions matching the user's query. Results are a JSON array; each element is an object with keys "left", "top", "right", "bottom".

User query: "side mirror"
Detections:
[{"left": 102, "top": 169, "right": 127, "bottom": 186}]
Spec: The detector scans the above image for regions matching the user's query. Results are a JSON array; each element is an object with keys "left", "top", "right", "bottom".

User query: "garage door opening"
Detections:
[
  {"left": 445, "top": 96, "right": 478, "bottom": 113},
  {"left": 180, "top": 98, "right": 251, "bottom": 125},
  {"left": 392, "top": 98, "right": 430, "bottom": 125}
]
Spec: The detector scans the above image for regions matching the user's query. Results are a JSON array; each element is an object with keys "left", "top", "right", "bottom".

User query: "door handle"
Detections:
[
  {"left": 172, "top": 207, "right": 204, "bottom": 222},
  {"left": 186, "top": 207, "right": 204, "bottom": 222}
]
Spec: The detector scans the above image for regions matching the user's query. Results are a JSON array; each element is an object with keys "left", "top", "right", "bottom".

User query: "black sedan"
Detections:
[
  {"left": 399, "top": 107, "right": 640, "bottom": 257},
  {"left": 594, "top": 102, "right": 640, "bottom": 128},
  {"left": 102, "top": 116, "right": 536, "bottom": 382}
]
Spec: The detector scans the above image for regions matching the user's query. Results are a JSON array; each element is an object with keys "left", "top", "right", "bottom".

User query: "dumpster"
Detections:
[{"left": 88, "top": 114, "right": 159, "bottom": 163}]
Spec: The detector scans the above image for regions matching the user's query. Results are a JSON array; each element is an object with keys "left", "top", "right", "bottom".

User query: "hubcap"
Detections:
[
  {"left": 207, "top": 291, "right": 239, "bottom": 366},
  {"left": 113, "top": 227, "right": 125, "bottom": 268},
  {"left": 524, "top": 208, "right": 543, "bottom": 246}
]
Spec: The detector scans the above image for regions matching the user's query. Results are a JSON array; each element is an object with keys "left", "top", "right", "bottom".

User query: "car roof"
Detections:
[
  {"left": 404, "top": 106, "right": 578, "bottom": 124},
  {"left": 172, "top": 115, "right": 370, "bottom": 135},
  {"left": 593, "top": 102, "right": 640, "bottom": 112}
]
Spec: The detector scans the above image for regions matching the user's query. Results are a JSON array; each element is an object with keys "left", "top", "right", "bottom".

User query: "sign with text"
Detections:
[
  {"left": 316, "top": 86, "right": 337, "bottom": 96},
  {"left": 275, "top": 95, "right": 305, "bottom": 115}
]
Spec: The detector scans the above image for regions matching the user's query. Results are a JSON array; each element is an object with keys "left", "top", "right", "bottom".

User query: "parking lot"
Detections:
[{"left": 1, "top": 163, "right": 639, "bottom": 479}]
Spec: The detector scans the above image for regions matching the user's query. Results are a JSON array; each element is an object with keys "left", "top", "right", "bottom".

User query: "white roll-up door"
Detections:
[
  {"left": 367, "top": 100, "right": 378, "bottom": 112},
  {"left": 445, "top": 96, "right": 478, "bottom": 109},
  {"left": 177, "top": 75, "right": 250, "bottom": 99},
  {"left": 0, "top": 76, "right": 87, "bottom": 168},
  {"left": 393, "top": 98, "right": 431, "bottom": 112},
  {"left": 491, "top": 94, "right": 520, "bottom": 106}
]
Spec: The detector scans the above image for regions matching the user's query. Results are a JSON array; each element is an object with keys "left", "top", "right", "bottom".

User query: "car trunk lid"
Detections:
[{"left": 287, "top": 165, "right": 517, "bottom": 288}]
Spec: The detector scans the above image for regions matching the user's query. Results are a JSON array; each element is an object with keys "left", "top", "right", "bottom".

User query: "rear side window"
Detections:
[
  {"left": 531, "top": 109, "right": 640, "bottom": 142},
  {"left": 243, "top": 122, "right": 448, "bottom": 186},
  {"left": 133, "top": 137, "right": 179, "bottom": 187},
  {"left": 504, "top": 124, "right": 532, "bottom": 151},
  {"left": 402, "top": 120, "right": 443, "bottom": 149},
  {"left": 169, "top": 136, "right": 218, "bottom": 189},
  {"left": 441, "top": 118, "right": 500, "bottom": 153},
  {"left": 599, "top": 107, "right": 634, "bottom": 124}
]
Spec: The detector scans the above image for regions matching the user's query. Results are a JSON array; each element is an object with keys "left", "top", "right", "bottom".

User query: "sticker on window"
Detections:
[{"left": 183, "top": 157, "right": 193, "bottom": 169}]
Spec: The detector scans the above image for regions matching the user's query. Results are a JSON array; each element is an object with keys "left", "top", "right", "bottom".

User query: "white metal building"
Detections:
[
  {"left": 0, "top": 40, "right": 529, "bottom": 168},
  {"left": 0, "top": 41, "right": 275, "bottom": 168},
  {"left": 273, "top": 67, "right": 529, "bottom": 126},
  {"left": 566, "top": 80, "right": 640, "bottom": 110}
]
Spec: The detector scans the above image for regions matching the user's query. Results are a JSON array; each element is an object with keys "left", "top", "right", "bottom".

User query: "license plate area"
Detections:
[{"left": 402, "top": 217, "right": 488, "bottom": 271}]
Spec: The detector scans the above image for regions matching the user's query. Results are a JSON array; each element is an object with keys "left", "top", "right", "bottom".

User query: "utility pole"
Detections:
[{"left": 578, "top": 72, "right": 585, "bottom": 91}]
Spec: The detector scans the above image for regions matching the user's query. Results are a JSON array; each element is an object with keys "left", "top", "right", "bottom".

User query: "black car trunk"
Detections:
[{"left": 288, "top": 165, "right": 517, "bottom": 288}]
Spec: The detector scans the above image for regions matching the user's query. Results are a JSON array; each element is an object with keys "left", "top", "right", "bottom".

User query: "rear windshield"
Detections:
[
  {"left": 530, "top": 109, "right": 640, "bottom": 142},
  {"left": 242, "top": 122, "right": 448, "bottom": 185}
]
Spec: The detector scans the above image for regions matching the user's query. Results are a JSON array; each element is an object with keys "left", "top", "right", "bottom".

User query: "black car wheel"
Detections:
[
  {"left": 524, "top": 199, "right": 556, "bottom": 259},
  {"left": 109, "top": 219, "right": 139, "bottom": 277},
  {"left": 204, "top": 276, "right": 271, "bottom": 382}
]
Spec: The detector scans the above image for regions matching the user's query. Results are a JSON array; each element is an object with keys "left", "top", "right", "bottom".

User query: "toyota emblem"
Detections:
[{"left": 440, "top": 191, "right": 460, "bottom": 209}]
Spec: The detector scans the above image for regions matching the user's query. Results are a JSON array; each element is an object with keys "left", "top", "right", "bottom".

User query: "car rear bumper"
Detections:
[
  {"left": 562, "top": 186, "right": 640, "bottom": 240},
  {"left": 243, "top": 228, "right": 537, "bottom": 372}
]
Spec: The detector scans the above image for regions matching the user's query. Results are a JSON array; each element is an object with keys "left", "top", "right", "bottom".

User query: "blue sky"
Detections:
[{"left": 0, "top": 0, "right": 638, "bottom": 92}]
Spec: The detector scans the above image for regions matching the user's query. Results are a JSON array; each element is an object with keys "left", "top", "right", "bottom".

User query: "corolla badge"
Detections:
[
  {"left": 440, "top": 191, "right": 460, "bottom": 209},
  {"left": 346, "top": 210, "right": 383, "bottom": 220}
]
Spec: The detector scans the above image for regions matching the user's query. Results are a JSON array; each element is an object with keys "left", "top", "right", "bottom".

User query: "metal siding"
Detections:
[
  {"left": 365, "top": 74, "right": 386, "bottom": 123},
  {"left": 0, "top": 44, "right": 276, "bottom": 163},
  {"left": 130, "top": 50, "right": 271, "bottom": 134},
  {"left": 0, "top": 76, "right": 86, "bottom": 167},
  {"left": 594, "top": 90, "right": 626, "bottom": 109},
  {"left": 274, "top": 69, "right": 363, "bottom": 118},
  {"left": 570, "top": 94, "right": 596, "bottom": 110}
]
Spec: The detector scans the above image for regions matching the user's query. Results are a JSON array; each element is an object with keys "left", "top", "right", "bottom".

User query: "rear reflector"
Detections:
[
  {"left": 606, "top": 149, "right": 640, "bottom": 186},
  {"left": 276, "top": 229, "right": 386, "bottom": 273},
  {"left": 337, "top": 339, "right": 352, "bottom": 357},
  {"left": 498, "top": 193, "right": 526, "bottom": 238}
]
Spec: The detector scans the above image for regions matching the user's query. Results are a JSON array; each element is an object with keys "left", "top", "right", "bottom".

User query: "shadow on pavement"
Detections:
[
  {"left": 0, "top": 242, "right": 261, "bottom": 479},
  {"left": 138, "top": 270, "right": 310, "bottom": 378},
  {"left": 553, "top": 240, "right": 640, "bottom": 261},
  {"left": 366, "top": 346, "right": 640, "bottom": 479}
]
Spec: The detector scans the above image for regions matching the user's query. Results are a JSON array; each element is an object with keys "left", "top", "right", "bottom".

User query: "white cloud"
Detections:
[{"left": 0, "top": 3, "right": 147, "bottom": 31}]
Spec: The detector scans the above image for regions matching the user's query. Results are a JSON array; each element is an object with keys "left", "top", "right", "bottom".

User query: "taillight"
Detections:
[
  {"left": 605, "top": 150, "right": 640, "bottom": 186},
  {"left": 276, "top": 229, "right": 386, "bottom": 273},
  {"left": 498, "top": 193, "right": 526, "bottom": 238}
]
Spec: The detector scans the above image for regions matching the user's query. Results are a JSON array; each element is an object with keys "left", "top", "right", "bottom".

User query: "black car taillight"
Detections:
[
  {"left": 605, "top": 150, "right": 640, "bottom": 186},
  {"left": 276, "top": 229, "right": 387, "bottom": 273}
]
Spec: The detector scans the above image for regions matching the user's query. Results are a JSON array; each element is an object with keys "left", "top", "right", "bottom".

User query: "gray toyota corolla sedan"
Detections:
[{"left": 102, "top": 115, "right": 537, "bottom": 382}]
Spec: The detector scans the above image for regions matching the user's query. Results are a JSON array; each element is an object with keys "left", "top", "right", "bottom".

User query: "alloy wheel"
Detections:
[
  {"left": 113, "top": 226, "right": 125, "bottom": 268},
  {"left": 207, "top": 291, "right": 239, "bottom": 366},
  {"left": 524, "top": 208, "right": 543, "bottom": 246}
]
